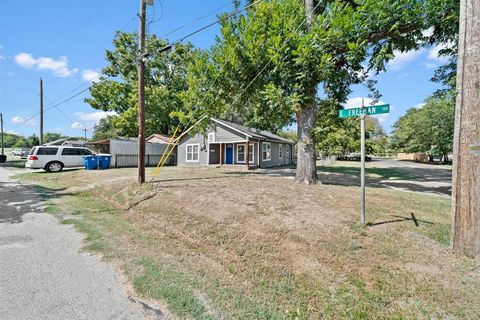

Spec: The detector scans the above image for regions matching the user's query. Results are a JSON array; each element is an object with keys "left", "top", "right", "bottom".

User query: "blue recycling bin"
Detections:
[
  {"left": 97, "top": 155, "right": 111, "bottom": 170},
  {"left": 83, "top": 155, "right": 98, "bottom": 170}
]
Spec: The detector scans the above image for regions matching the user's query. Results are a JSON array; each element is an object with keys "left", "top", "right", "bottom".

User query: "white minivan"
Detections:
[{"left": 25, "top": 146, "right": 97, "bottom": 172}]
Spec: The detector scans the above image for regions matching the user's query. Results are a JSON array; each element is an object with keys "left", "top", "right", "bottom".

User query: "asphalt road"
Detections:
[
  {"left": 0, "top": 167, "right": 144, "bottom": 320},
  {"left": 372, "top": 159, "right": 452, "bottom": 196}
]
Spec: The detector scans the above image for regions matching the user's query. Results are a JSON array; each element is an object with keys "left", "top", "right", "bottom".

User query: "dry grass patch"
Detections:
[{"left": 17, "top": 166, "right": 480, "bottom": 319}]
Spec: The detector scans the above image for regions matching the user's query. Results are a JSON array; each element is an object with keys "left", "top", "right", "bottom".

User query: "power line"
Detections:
[
  {"left": 161, "top": 1, "right": 232, "bottom": 38},
  {"left": 6, "top": 0, "right": 263, "bottom": 132},
  {"left": 146, "top": 0, "right": 264, "bottom": 57}
]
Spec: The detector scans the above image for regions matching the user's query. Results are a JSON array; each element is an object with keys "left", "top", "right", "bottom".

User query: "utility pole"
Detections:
[
  {"left": 83, "top": 128, "right": 87, "bottom": 141},
  {"left": 451, "top": 0, "right": 480, "bottom": 257},
  {"left": 40, "top": 78, "right": 44, "bottom": 145},
  {"left": 1, "top": 113, "right": 4, "bottom": 156},
  {"left": 360, "top": 99, "right": 366, "bottom": 225},
  {"left": 137, "top": 0, "right": 147, "bottom": 184}
]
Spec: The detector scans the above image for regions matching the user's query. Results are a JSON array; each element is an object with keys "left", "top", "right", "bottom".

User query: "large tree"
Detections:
[
  {"left": 86, "top": 32, "right": 198, "bottom": 137},
  {"left": 181, "top": 0, "right": 445, "bottom": 184}
]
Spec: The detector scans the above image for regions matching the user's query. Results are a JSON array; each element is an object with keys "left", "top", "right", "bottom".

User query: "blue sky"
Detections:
[{"left": 0, "top": 0, "right": 447, "bottom": 138}]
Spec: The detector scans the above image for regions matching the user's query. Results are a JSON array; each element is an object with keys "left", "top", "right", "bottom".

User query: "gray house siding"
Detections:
[
  {"left": 211, "top": 123, "right": 246, "bottom": 142},
  {"left": 177, "top": 133, "right": 208, "bottom": 166},
  {"left": 258, "top": 142, "right": 293, "bottom": 168}
]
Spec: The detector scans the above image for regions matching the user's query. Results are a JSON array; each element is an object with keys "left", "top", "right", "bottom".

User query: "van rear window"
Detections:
[{"left": 36, "top": 148, "right": 58, "bottom": 155}]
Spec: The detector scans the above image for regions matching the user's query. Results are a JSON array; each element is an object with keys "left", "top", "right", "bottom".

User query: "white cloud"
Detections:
[
  {"left": 0, "top": 55, "right": 6, "bottom": 60},
  {"left": 387, "top": 49, "right": 424, "bottom": 71},
  {"left": 75, "top": 111, "right": 116, "bottom": 122},
  {"left": 413, "top": 102, "right": 426, "bottom": 109},
  {"left": 81, "top": 69, "right": 100, "bottom": 83},
  {"left": 11, "top": 116, "right": 36, "bottom": 126},
  {"left": 343, "top": 97, "right": 392, "bottom": 124},
  {"left": 14, "top": 52, "right": 78, "bottom": 77},
  {"left": 422, "top": 27, "right": 434, "bottom": 38},
  {"left": 70, "top": 122, "right": 85, "bottom": 129},
  {"left": 427, "top": 43, "right": 450, "bottom": 64}
]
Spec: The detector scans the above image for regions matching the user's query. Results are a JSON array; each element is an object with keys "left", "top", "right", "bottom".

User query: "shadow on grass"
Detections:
[
  {"left": 367, "top": 213, "right": 434, "bottom": 227},
  {"left": 0, "top": 159, "right": 27, "bottom": 169}
]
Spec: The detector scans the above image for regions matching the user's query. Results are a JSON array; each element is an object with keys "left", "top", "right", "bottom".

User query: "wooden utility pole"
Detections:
[
  {"left": 137, "top": 0, "right": 147, "bottom": 184},
  {"left": 1, "top": 113, "right": 4, "bottom": 156},
  {"left": 83, "top": 128, "right": 87, "bottom": 141},
  {"left": 39, "top": 78, "right": 44, "bottom": 145},
  {"left": 452, "top": 0, "right": 480, "bottom": 257}
]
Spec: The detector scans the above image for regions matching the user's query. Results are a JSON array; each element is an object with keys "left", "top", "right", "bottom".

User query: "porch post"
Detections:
[
  {"left": 247, "top": 140, "right": 250, "bottom": 170},
  {"left": 219, "top": 143, "right": 223, "bottom": 165}
]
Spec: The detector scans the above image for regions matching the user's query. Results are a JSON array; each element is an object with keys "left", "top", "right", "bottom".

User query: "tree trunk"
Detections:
[
  {"left": 451, "top": 0, "right": 480, "bottom": 257},
  {"left": 295, "top": 103, "right": 319, "bottom": 184}
]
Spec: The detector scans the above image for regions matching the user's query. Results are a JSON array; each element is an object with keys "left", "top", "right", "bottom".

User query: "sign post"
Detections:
[
  {"left": 360, "top": 100, "right": 366, "bottom": 225},
  {"left": 338, "top": 101, "right": 390, "bottom": 225}
]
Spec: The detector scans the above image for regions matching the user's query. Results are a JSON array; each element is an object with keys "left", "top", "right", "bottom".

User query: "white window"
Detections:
[
  {"left": 279, "top": 144, "right": 283, "bottom": 159},
  {"left": 248, "top": 144, "right": 254, "bottom": 163},
  {"left": 237, "top": 144, "right": 246, "bottom": 163},
  {"left": 186, "top": 144, "right": 199, "bottom": 162},
  {"left": 208, "top": 132, "right": 215, "bottom": 143},
  {"left": 236, "top": 144, "right": 255, "bottom": 163},
  {"left": 262, "top": 142, "right": 271, "bottom": 161}
]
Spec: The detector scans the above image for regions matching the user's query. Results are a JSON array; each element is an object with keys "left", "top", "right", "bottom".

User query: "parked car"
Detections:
[
  {"left": 338, "top": 153, "right": 372, "bottom": 162},
  {"left": 11, "top": 148, "right": 30, "bottom": 158},
  {"left": 25, "top": 146, "right": 101, "bottom": 172}
]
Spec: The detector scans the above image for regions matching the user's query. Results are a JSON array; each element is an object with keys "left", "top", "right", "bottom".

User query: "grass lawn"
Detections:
[{"left": 15, "top": 165, "right": 479, "bottom": 319}]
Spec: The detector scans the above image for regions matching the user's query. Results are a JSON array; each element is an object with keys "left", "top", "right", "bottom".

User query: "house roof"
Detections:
[
  {"left": 43, "top": 138, "right": 85, "bottom": 146},
  {"left": 146, "top": 134, "right": 172, "bottom": 143},
  {"left": 212, "top": 118, "right": 296, "bottom": 144},
  {"left": 87, "top": 137, "right": 164, "bottom": 145}
]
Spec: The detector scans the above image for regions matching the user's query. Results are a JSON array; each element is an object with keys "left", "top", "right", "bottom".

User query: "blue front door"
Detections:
[{"left": 225, "top": 144, "right": 233, "bottom": 164}]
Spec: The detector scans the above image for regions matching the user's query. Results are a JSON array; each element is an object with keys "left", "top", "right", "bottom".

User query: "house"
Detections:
[
  {"left": 43, "top": 138, "right": 85, "bottom": 147},
  {"left": 86, "top": 138, "right": 175, "bottom": 168},
  {"left": 146, "top": 134, "right": 172, "bottom": 144},
  {"left": 177, "top": 118, "right": 295, "bottom": 168}
]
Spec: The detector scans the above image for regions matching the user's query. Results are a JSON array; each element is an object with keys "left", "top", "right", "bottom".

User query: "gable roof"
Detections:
[
  {"left": 212, "top": 118, "right": 295, "bottom": 144},
  {"left": 146, "top": 134, "right": 172, "bottom": 144}
]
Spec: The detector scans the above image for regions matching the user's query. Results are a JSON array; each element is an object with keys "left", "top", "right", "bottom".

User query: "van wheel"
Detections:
[{"left": 45, "top": 161, "right": 64, "bottom": 172}]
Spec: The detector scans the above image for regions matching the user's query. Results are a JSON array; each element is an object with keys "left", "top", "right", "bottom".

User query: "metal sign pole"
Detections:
[{"left": 360, "top": 99, "right": 366, "bottom": 225}]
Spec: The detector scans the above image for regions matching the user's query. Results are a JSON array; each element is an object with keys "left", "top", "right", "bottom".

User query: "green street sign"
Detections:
[{"left": 339, "top": 104, "right": 390, "bottom": 118}]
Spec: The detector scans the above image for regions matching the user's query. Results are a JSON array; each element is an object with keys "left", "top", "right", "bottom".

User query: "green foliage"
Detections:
[
  {"left": 92, "top": 115, "right": 121, "bottom": 141},
  {"left": 315, "top": 101, "right": 388, "bottom": 156},
  {"left": 390, "top": 95, "right": 455, "bottom": 159},
  {"left": 424, "top": 0, "right": 460, "bottom": 95},
  {"left": 86, "top": 32, "right": 198, "bottom": 137},
  {"left": 43, "top": 132, "right": 66, "bottom": 143},
  {"left": 2, "top": 133, "right": 26, "bottom": 148}
]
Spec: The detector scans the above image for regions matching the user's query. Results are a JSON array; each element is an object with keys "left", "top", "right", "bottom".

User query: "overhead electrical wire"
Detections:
[{"left": 7, "top": 0, "right": 263, "bottom": 132}]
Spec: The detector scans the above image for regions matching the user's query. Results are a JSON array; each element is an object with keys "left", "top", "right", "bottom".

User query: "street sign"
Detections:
[
  {"left": 337, "top": 101, "right": 391, "bottom": 225},
  {"left": 338, "top": 104, "right": 390, "bottom": 118}
]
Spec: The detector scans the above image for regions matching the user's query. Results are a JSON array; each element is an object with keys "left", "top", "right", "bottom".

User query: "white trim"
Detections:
[
  {"left": 279, "top": 144, "right": 283, "bottom": 159},
  {"left": 235, "top": 143, "right": 256, "bottom": 164},
  {"left": 206, "top": 142, "right": 210, "bottom": 166},
  {"left": 211, "top": 118, "right": 253, "bottom": 138},
  {"left": 185, "top": 143, "right": 200, "bottom": 162},
  {"left": 208, "top": 132, "right": 215, "bottom": 143},
  {"left": 236, "top": 144, "right": 246, "bottom": 163},
  {"left": 248, "top": 143, "right": 255, "bottom": 164},
  {"left": 208, "top": 140, "right": 248, "bottom": 144},
  {"left": 262, "top": 142, "right": 271, "bottom": 161}
]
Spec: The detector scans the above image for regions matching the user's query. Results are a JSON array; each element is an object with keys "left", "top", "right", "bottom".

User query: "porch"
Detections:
[{"left": 208, "top": 141, "right": 258, "bottom": 169}]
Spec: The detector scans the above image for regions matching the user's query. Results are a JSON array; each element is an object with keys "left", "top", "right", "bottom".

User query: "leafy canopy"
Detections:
[{"left": 86, "top": 32, "right": 198, "bottom": 137}]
